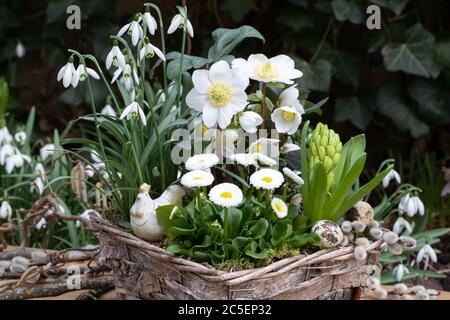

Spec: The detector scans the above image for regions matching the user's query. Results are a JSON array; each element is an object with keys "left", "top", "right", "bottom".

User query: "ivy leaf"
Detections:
[
  {"left": 376, "top": 84, "right": 429, "bottom": 138},
  {"left": 370, "top": 0, "right": 410, "bottom": 15},
  {"left": 382, "top": 24, "right": 435, "bottom": 78},
  {"left": 296, "top": 59, "right": 332, "bottom": 92},
  {"left": 331, "top": 0, "right": 364, "bottom": 24},
  {"left": 221, "top": 0, "right": 256, "bottom": 22},
  {"left": 434, "top": 39, "right": 450, "bottom": 69},
  {"left": 335, "top": 97, "right": 373, "bottom": 130},
  {"left": 333, "top": 51, "right": 361, "bottom": 87}
]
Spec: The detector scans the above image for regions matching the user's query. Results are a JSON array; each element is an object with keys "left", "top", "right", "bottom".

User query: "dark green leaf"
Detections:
[
  {"left": 331, "top": 0, "right": 364, "bottom": 24},
  {"left": 335, "top": 97, "right": 373, "bottom": 130},
  {"left": 297, "top": 59, "right": 332, "bottom": 92},
  {"left": 370, "top": 0, "right": 410, "bottom": 15}
]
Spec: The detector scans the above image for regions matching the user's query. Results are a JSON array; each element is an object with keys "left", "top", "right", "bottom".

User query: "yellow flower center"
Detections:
[
  {"left": 274, "top": 203, "right": 283, "bottom": 213},
  {"left": 193, "top": 177, "right": 203, "bottom": 181},
  {"left": 196, "top": 159, "right": 205, "bottom": 164},
  {"left": 220, "top": 191, "right": 233, "bottom": 199},
  {"left": 282, "top": 110, "right": 296, "bottom": 122},
  {"left": 254, "top": 62, "right": 279, "bottom": 79},
  {"left": 207, "top": 82, "right": 233, "bottom": 107},
  {"left": 262, "top": 176, "right": 273, "bottom": 183},
  {"left": 253, "top": 143, "right": 262, "bottom": 153}
]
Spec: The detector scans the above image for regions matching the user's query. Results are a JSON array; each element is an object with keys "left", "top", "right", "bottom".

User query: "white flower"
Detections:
[
  {"left": 16, "top": 41, "right": 26, "bottom": 58},
  {"left": 208, "top": 183, "right": 243, "bottom": 207},
  {"left": 250, "top": 168, "right": 284, "bottom": 190},
  {"left": 0, "top": 201, "right": 12, "bottom": 220},
  {"left": 282, "top": 167, "right": 304, "bottom": 185},
  {"left": 255, "top": 153, "right": 277, "bottom": 167},
  {"left": 0, "top": 127, "right": 12, "bottom": 145},
  {"left": 140, "top": 42, "right": 166, "bottom": 62},
  {"left": 40, "top": 144, "right": 55, "bottom": 161},
  {"left": 5, "top": 153, "right": 31, "bottom": 173},
  {"left": 230, "top": 153, "right": 258, "bottom": 167},
  {"left": 31, "top": 163, "right": 47, "bottom": 195},
  {"left": 417, "top": 244, "right": 437, "bottom": 264},
  {"left": 57, "top": 61, "right": 79, "bottom": 88},
  {"left": 271, "top": 106, "right": 302, "bottom": 135},
  {"left": 14, "top": 132, "right": 27, "bottom": 145},
  {"left": 120, "top": 102, "right": 147, "bottom": 126},
  {"left": 118, "top": 18, "right": 144, "bottom": 46},
  {"left": 249, "top": 138, "right": 280, "bottom": 158},
  {"left": 181, "top": 170, "right": 214, "bottom": 188},
  {"left": 0, "top": 144, "right": 14, "bottom": 165},
  {"left": 185, "top": 153, "right": 219, "bottom": 171},
  {"left": 186, "top": 60, "right": 249, "bottom": 129},
  {"left": 393, "top": 264, "right": 409, "bottom": 282},
  {"left": 167, "top": 13, "right": 194, "bottom": 38},
  {"left": 35, "top": 217, "right": 47, "bottom": 230},
  {"left": 76, "top": 210, "right": 92, "bottom": 228},
  {"left": 76, "top": 65, "right": 100, "bottom": 81},
  {"left": 279, "top": 85, "right": 305, "bottom": 114},
  {"left": 398, "top": 194, "right": 424, "bottom": 217},
  {"left": 232, "top": 54, "right": 303, "bottom": 84},
  {"left": 271, "top": 198, "right": 288, "bottom": 218},
  {"left": 143, "top": 11, "right": 158, "bottom": 35},
  {"left": 393, "top": 217, "right": 412, "bottom": 235},
  {"left": 383, "top": 169, "right": 401, "bottom": 188},
  {"left": 239, "top": 111, "right": 263, "bottom": 133},
  {"left": 111, "top": 64, "right": 138, "bottom": 91},
  {"left": 106, "top": 45, "right": 126, "bottom": 70},
  {"left": 280, "top": 142, "right": 300, "bottom": 154},
  {"left": 101, "top": 104, "right": 116, "bottom": 117}
]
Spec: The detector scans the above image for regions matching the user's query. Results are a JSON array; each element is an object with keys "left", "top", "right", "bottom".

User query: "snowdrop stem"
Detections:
[
  {"left": 176, "top": 9, "right": 188, "bottom": 113},
  {"left": 147, "top": 3, "right": 168, "bottom": 90},
  {"left": 5, "top": 180, "right": 36, "bottom": 193},
  {"left": 223, "top": 207, "right": 228, "bottom": 241},
  {"left": 310, "top": 18, "right": 333, "bottom": 64},
  {"left": 261, "top": 83, "right": 267, "bottom": 129}
]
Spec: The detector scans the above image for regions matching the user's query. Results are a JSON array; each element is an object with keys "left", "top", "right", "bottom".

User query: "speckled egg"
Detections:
[
  {"left": 312, "top": 220, "right": 344, "bottom": 248},
  {"left": 345, "top": 201, "right": 374, "bottom": 225}
]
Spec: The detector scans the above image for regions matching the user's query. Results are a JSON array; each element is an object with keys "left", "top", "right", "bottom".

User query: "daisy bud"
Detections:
[
  {"left": 370, "top": 227, "right": 383, "bottom": 240},
  {"left": 355, "top": 237, "right": 370, "bottom": 248},
  {"left": 354, "top": 245, "right": 367, "bottom": 261},
  {"left": 393, "top": 283, "right": 408, "bottom": 294},
  {"left": 416, "top": 290, "right": 429, "bottom": 300},
  {"left": 352, "top": 220, "right": 366, "bottom": 233},
  {"left": 340, "top": 220, "right": 353, "bottom": 233},
  {"left": 383, "top": 231, "right": 398, "bottom": 244},
  {"left": 373, "top": 287, "right": 387, "bottom": 299}
]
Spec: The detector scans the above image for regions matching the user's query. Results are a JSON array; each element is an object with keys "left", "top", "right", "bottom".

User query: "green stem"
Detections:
[
  {"left": 310, "top": 18, "right": 333, "bottom": 64},
  {"left": 147, "top": 3, "right": 168, "bottom": 90},
  {"left": 176, "top": 11, "right": 188, "bottom": 113},
  {"left": 223, "top": 207, "right": 228, "bottom": 241}
]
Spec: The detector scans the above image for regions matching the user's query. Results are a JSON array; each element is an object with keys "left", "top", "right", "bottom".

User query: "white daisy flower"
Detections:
[
  {"left": 167, "top": 12, "right": 194, "bottom": 38},
  {"left": 271, "top": 106, "right": 302, "bottom": 135},
  {"left": 231, "top": 54, "right": 303, "bottom": 84},
  {"left": 230, "top": 153, "right": 258, "bottom": 167},
  {"left": 280, "top": 142, "right": 300, "bottom": 154},
  {"left": 185, "top": 60, "right": 249, "bottom": 129},
  {"left": 271, "top": 197, "right": 288, "bottom": 218},
  {"left": 76, "top": 65, "right": 100, "bottom": 82},
  {"left": 120, "top": 101, "right": 147, "bottom": 126},
  {"left": 5, "top": 153, "right": 31, "bottom": 173},
  {"left": 279, "top": 85, "right": 305, "bottom": 114},
  {"left": 14, "top": 132, "right": 27, "bottom": 145},
  {"left": 417, "top": 244, "right": 437, "bottom": 264},
  {"left": 40, "top": 144, "right": 55, "bottom": 161},
  {"left": 239, "top": 111, "right": 263, "bottom": 133},
  {"left": 143, "top": 11, "right": 158, "bottom": 35},
  {"left": 249, "top": 138, "right": 280, "bottom": 158},
  {"left": 181, "top": 170, "right": 214, "bottom": 188},
  {"left": 255, "top": 153, "right": 277, "bottom": 167},
  {"left": 0, "top": 127, "right": 12, "bottom": 145},
  {"left": 398, "top": 194, "right": 424, "bottom": 217},
  {"left": 117, "top": 17, "right": 144, "bottom": 46},
  {"left": 0, "top": 201, "right": 12, "bottom": 220},
  {"left": 139, "top": 40, "right": 165, "bottom": 62},
  {"left": 208, "top": 183, "right": 243, "bottom": 207},
  {"left": 250, "top": 168, "right": 284, "bottom": 190},
  {"left": 382, "top": 169, "right": 401, "bottom": 188},
  {"left": 185, "top": 153, "right": 219, "bottom": 171},
  {"left": 393, "top": 264, "right": 409, "bottom": 282},
  {"left": 0, "top": 144, "right": 14, "bottom": 165},
  {"left": 393, "top": 217, "right": 412, "bottom": 235},
  {"left": 101, "top": 104, "right": 117, "bottom": 117},
  {"left": 282, "top": 167, "right": 304, "bottom": 185},
  {"left": 106, "top": 45, "right": 126, "bottom": 70},
  {"left": 57, "top": 60, "right": 79, "bottom": 88}
]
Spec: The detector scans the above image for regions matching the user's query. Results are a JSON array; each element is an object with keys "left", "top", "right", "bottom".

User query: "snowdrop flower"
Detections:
[
  {"left": 186, "top": 60, "right": 249, "bottom": 129},
  {"left": 143, "top": 11, "right": 157, "bottom": 35},
  {"left": 0, "top": 201, "right": 12, "bottom": 220},
  {"left": 393, "top": 217, "right": 412, "bottom": 235},
  {"left": 5, "top": 153, "right": 31, "bottom": 173},
  {"left": 232, "top": 54, "right": 303, "bottom": 84},
  {"left": 230, "top": 153, "right": 258, "bottom": 167},
  {"left": 185, "top": 153, "right": 219, "bottom": 171},
  {"left": 382, "top": 169, "right": 401, "bottom": 188},
  {"left": 57, "top": 59, "right": 79, "bottom": 88},
  {"left": 239, "top": 111, "right": 263, "bottom": 133},
  {"left": 282, "top": 167, "right": 304, "bottom": 185},
  {"left": 271, "top": 198, "right": 288, "bottom": 218},
  {"left": 117, "top": 17, "right": 143, "bottom": 46},
  {"left": 0, "top": 127, "right": 12, "bottom": 145},
  {"left": 40, "top": 144, "right": 55, "bottom": 161},
  {"left": 249, "top": 138, "right": 280, "bottom": 158},
  {"left": 14, "top": 132, "right": 26, "bottom": 145},
  {"left": 278, "top": 85, "right": 305, "bottom": 114},
  {"left": 250, "top": 168, "right": 284, "bottom": 190},
  {"left": 0, "top": 144, "right": 14, "bottom": 165},
  {"left": 16, "top": 41, "right": 26, "bottom": 58},
  {"left": 167, "top": 12, "right": 194, "bottom": 38},
  {"left": 271, "top": 106, "right": 302, "bottom": 135},
  {"left": 140, "top": 39, "right": 165, "bottom": 62},
  {"left": 31, "top": 163, "right": 47, "bottom": 195},
  {"left": 111, "top": 64, "right": 138, "bottom": 91},
  {"left": 120, "top": 101, "right": 147, "bottom": 126},
  {"left": 393, "top": 264, "right": 409, "bottom": 282},
  {"left": 35, "top": 217, "right": 47, "bottom": 230},
  {"left": 280, "top": 142, "right": 300, "bottom": 154},
  {"left": 255, "top": 153, "right": 277, "bottom": 167},
  {"left": 208, "top": 183, "right": 243, "bottom": 207},
  {"left": 76, "top": 210, "right": 93, "bottom": 228},
  {"left": 417, "top": 244, "right": 437, "bottom": 265},
  {"left": 398, "top": 194, "right": 425, "bottom": 217},
  {"left": 106, "top": 45, "right": 126, "bottom": 70},
  {"left": 76, "top": 65, "right": 100, "bottom": 82},
  {"left": 181, "top": 170, "right": 214, "bottom": 188},
  {"left": 101, "top": 104, "right": 116, "bottom": 117}
]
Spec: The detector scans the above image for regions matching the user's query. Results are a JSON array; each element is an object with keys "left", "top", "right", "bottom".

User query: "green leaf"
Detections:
[
  {"left": 412, "top": 228, "right": 450, "bottom": 240},
  {"left": 308, "top": 163, "right": 328, "bottom": 222},
  {"left": 165, "top": 52, "right": 211, "bottom": 80},
  {"left": 434, "top": 39, "right": 450, "bottom": 69},
  {"left": 245, "top": 241, "right": 268, "bottom": 259},
  {"left": 0, "top": 77, "right": 9, "bottom": 118},
  {"left": 248, "top": 218, "right": 269, "bottom": 238},
  {"left": 166, "top": 244, "right": 189, "bottom": 255},
  {"left": 300, "top": 121, "right": 310, "bottom": 214},
  {"left": 296, "top": 59, "right": 332, "bottom": 92},
  {"left": 221, "top": 0, "right": 256, "bottom": 22},
  {"left": 271, "top": 220, "right": 291, "bottom": 246},
  {"left": 335, "top": 97, "right": 373, "bottom": 130},
  {"left": 224, "top": 207, "right": 243, "bottom": 239},
  {"left": 370, "top": 0, "right": 410, "bottom": 15},
  {"left": 382, "top": 24, "right": 435, "bottom": 77},
  {"left": 333, "top": 51, "right": 361, "bottom": 87},
  {"left": 379, "top": 252, "right": 407, "bottom": 263},
  {"left": 331, "top": 0, "right": 364, "bottom": 24},
  {"left": 168, "top": 226, "right": 196, "bottom": 240},
  {"left": 381, "top": 270, "right": 445, "bottom": 284},
  {"left": 287, "top": 233, "right": 321, "bottom": 248}
]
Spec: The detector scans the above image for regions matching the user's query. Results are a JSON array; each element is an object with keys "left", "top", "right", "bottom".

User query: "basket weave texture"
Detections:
[{"left": 92, "top": 215, "right": 381, "bottom": 300}]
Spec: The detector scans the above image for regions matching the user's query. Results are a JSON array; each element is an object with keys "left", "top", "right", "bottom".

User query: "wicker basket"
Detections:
[{"left": 91, "top": 215, "right": 381, "bottom": 300}]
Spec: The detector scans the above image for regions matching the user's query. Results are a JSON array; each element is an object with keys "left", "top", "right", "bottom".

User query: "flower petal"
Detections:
[
  {"left": 209, "top": 60, "right": 232, "bottom": 83},
  {"left": 192, "top": 70, "right": 211, "bottom": 94},
  {"left": 186, "top": 88, "right": 207, "bottom": 112},
  {"left": 202, "top": 104, "right": 219, "bottom": 128}
]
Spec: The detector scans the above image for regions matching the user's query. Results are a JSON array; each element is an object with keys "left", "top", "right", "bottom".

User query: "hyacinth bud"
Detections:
[{"left": 308, "top": 123, "right": 342, "bottom": 188}]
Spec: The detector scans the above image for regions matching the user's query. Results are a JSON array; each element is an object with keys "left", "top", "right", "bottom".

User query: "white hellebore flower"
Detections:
[
  {"left": 398, "top": 194, "right": 425, "bottom": 217},
  {"left": 249, "top": 138, "right": 280, "bottom": 158},
  {"left": 393, "top": 264, "right": 409, "bottom": 282},
  {"left": 271, "top": 106, "right": 302, "bottom": 135},
  {"left": 16, "top": 41, "right": 26, "bottom": 58},
  {"left": 186, "top": 60, "right": 249, "bottom": 129},
  {"left": 0, "top": 127, "right": 12, "bottom": 145},
  {"left": 14, "top": 132, "right": 27, "bottom": 145},
  {"left": 40, "top": 144, "right": 55, "bottom": 161},
  {"left": 117, "top": 17, "right": 143, "bottom": 46},
  {"left": 208, "top": 183, "right": 243, "bottom": 208},
  {"left": 230, "top": 153, "right": 258, "bottom": 167},
  {"left": 416, "top": 244, "right": 437, "bottom": 265},
  {"left": 0, "top": 144, "right": 14, "bottom": 165},
  {"left": 76, "top": 65, "right": 100, "bottom": 82},
  {"left": 280, "top": 142, "right": 300, "bottom": 154},
  {"left": 57, "top": 60, "right": 79, "bottom": 88},
  {"left": 181, "top": 170, "right": 214, "bottom": 188},
  {"left": 167, "top": 12, "right": 194, "bottom": 38},
  {"left": 101, "top": 104, "right": 116, "bottom": 117},
  {"left": 185, "top": 153, "right": 219, "bottom": 171},
  {"left": 382, "top": 169, "right": 401, "bottom": 188},
  {"left": 271, "top": 198, "right": 288, "bottom": 219},
  {"left": 120, "top": 102, "right": 147, "bottom": 126},
  {"left": 0, "top": 201, "right": 12, "bottom": 220},
  {"left": 279, "top": 85, "right": 305, "bottom": 114},
  {"left": 393, "top": 217, "right": 412, "bottom": 235},
  {"left": 239, "top": 111, "right": 263, "bottom": 133},
  {"left": 255, "top": 153, "right": 277, "bottom": 167},
  {"left": 140, "top": 40, "right": 165, "bottom": 62},
  {"left": 232, "top": 54, "right": 303, "bottom": 84},
  {"left": 106, "top": 45, "right": 126, "bottom": 70},
  {"left": 5, "top": 153, "right": 31, "bottom": 173},
  {"left": 282, "top": 167, "right": 304, "bottom": 185},
  {"left": 250, "top": 168, "right": 284, "bottom": 190},
  {"left": 143, "top": 11, "right": 158, "bottom": 35}
]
